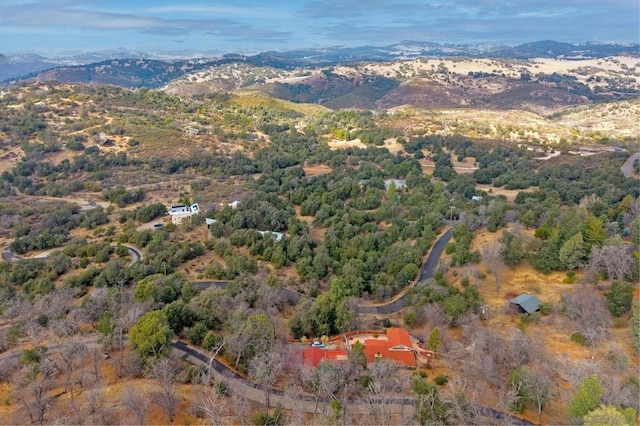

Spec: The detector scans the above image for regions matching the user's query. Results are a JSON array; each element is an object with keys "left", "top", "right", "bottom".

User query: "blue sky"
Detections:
[{"left": 1, "top": 0, "right": 638, "bottom": 56}]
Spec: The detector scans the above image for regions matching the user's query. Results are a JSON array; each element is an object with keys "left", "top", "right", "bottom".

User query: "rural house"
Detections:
[{"left": 168, "top": 203, "right": 200, "bottom": 224}]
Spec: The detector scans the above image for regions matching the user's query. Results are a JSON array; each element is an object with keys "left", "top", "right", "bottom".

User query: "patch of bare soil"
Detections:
[
  {"left": 302, "top": 162, "right": 332, "bottom": 177},
  {"left": 476, "top": 184, "right": 537, "bottom": 202},
  {"left": 0, "top": 147, "right": 23, "bottom": 174},
  {"left": 327, "top": 138, "right": 367, "bottom": 150}
]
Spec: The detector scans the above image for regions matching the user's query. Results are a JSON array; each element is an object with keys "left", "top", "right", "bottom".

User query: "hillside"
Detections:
[{"left": 162, "top": 56, "right": 640, "bottom": 144}]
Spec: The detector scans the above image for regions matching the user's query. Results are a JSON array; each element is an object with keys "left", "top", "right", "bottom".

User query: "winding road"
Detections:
[
  {"left": 358, "top": 227, "right": 453, "bottom": 314},
  {"left": 1, "top": 243, "right": 143, "bottom": 266},
  {"left": 621, "top": 151, "right": 640, "bottom": 178}
]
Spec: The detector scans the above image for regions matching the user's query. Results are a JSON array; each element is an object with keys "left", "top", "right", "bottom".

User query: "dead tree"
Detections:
[
  {"left": 121, "top": 384, "right": 149, "bottom": 426},
  {"left": 151, "top": 356, "right": 182, "bottom": 422}
]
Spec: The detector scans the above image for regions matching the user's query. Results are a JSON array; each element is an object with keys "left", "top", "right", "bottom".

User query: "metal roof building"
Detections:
[{"left": 509, "top": 294, "right": 542, "bottom": 314}]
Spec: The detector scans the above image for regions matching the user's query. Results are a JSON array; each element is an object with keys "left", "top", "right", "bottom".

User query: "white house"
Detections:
[{"left": 168, "top": 203, "right": 200, "bottom": 224}]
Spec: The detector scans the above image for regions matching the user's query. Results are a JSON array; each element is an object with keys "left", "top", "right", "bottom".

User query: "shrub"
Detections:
[
  {"left": 404, "top": 311, "right": 419, "bottom": 327},
  {"left": 434, "top": 374, "right": 448, "bottom": 385},
  {"left": 570, "top": 332, "right": 588, "bottom": 346},
  {"left": 520, "top": 313, "right": 540, "bottom": 325},
  {"left": 187, "top": 322, "right": 209, "bottom": 346},
  {"left": 539, "top": 303, "right": 552, "bottom": 315}
]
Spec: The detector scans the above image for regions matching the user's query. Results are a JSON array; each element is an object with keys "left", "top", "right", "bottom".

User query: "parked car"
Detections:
[
  {"left": 310, "top": 341, "right": 325, "bottom": 348},
  {"left": 153, "top": 222, "right": 164, "bottom": 228}
]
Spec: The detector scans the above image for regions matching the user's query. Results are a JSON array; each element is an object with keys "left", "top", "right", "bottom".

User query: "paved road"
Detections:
[
  {"left": 358, "top": 227, "right": 453, "bottom": 314},
  {"left": 1, "top": 243, "right": 143, "bottom": 266},
  {"left": 621, "top": 152, "right": 640, "bottom": 178}
]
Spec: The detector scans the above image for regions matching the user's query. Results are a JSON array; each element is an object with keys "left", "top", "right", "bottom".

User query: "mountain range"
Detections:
[{"left": 1, "top": 40, "right": 638, "bottom": 87}]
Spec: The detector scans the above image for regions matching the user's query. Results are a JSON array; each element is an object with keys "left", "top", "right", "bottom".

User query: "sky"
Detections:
[{"left": 0, "top": 0, "right": 638, "bottom": 56}]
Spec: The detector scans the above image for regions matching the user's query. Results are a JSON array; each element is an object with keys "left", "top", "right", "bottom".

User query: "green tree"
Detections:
[
  {"left": 583, "top": 216, "right": 606, "bottom": 251},
  {"left": 428, "top": 327, "right": 441, "bottom": 355},
  {"left": 162, "top": 299, "right": 195, "bottom": 333},
  {"left": 583, "top": 404, "right": 637, "bottom": 426},
  {"left": 605, "top": 281, "right": 634, "bottom": 317},
  {"left": 128, "top": 310, "right": 173, "bottom": 361},
  {"left": 632, "top": 305, "right": 640, "bottom": 351},
  {"left": 559, "top": 232, "right": 586, "bottom": 270},
  {"left": 96, "top": 311, "right": 116, "bottom": 349},
  {"left": 569, "top": 375, "right": 603, "bottom": 418}
]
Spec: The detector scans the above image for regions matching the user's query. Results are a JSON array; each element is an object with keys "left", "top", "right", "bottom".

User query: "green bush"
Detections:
[
  {"left": 187, "top": 322, "right": 209, "bottom": 346},
  {"left": 539, "top": 302, "right": 552, "bottom": 315},
  {"left": 570, "top": 332, "right": 588, "bottom": 346},
  {"left": 520, "top": 313, "right": 540, "bottom": 325},
  {"left": 403, "top": 311, "right": 419, "bottom": 327},
  {"left": 434, "top": 374, "right": 448, "bottom": 385}
]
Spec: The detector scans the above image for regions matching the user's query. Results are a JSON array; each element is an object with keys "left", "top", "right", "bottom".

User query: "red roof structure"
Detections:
[
  {"left": 303, "top": 347, "right": 348, "bottom": 368},
  {"left": 302, "top": 328, "right": 416, "bottom": 368},
  {"left": 386, "top": 327, "right": 413, "bottom": 350},
  {"left": 363, "top": 328, "right": 416, "bottom": 368}
]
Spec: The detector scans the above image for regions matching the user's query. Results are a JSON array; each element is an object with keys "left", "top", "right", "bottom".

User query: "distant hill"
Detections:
[{"left": 3, "top": 40, "right": 637, "bottom": 88}]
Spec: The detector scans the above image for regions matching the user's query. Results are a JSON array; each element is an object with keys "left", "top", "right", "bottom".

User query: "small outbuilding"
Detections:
[{"left": 509, "top": 293, "right": 542, "bottom": 314}]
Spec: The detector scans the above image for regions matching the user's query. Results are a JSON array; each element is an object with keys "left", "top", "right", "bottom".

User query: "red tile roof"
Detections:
[
  {"left": 363, "top": 328, "right": 416, "bottom": 368},
  {"left": 386, "top": 328, "right": 413, "bottom": 350},
  {"left": 303, "top": 347, "right": 348, "bottom": 368},
  {"left": 303, "top": 328, "right": 416, "bottom": 368},
  {"left": 363, "top": 345, "right": 416, "bottom": 368}
]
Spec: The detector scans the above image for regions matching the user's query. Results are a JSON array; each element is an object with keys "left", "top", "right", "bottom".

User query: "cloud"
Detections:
[
  {"left": 298, "top": 0, "right": 638, "bottom": 45},
  {"left": 0, "top": 0, "right": 289, "bottom": 41}
]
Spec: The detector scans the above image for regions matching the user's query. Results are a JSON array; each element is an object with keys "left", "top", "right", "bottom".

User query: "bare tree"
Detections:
[
  {"left": 443, "top": 376, "right": 482, "bottom": 425},
  {"left": 482, "top": 242, "right": 505, "bottom": 293},
  {"left": 249, "top": 346, "right": 284, "bottom": 410},
  {"left": 256, "top": 284, "right": 285, "bottom": 315},
  {"left": 194, "top": 382, "right": 231, "bottom": 426},
  {"left": 87, "top": 386, "right": 111, "bottom": 425},
  {"left": 364, "top": 359, "right": 406, "bottom": 425},
  {"left": 120, "top": 384, "right": 149, "bottom": 426},
  {"left": 526, "top": 366, "right": 553, "bottom": 422},
  {"left": 283, "top": 382, "right": 306, "bottom": 426},
  {"left": 300, "top": 365, "right": 324, "bottom": 414},
  {"left": 13, "top": 356, "right": 58, "bottom": 425},
  {"left": 55, "top": 339, "right": 87, "bottom": 394},
  {"left": 587, "top": 242, "right": 634, "bottom": 282},
  {"left": 151, "top": 356, "right": 182, "bottom": 422},
  {"left": 563, "top": 285, "right": 611, "bottom": 360}
]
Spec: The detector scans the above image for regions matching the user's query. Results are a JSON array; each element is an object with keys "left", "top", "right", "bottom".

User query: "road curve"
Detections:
[
  {"left": 1, "top": 243, "right": 143, "bottom": 266},
  {"left": 358, "top": 227, "right": 453, "bottom": 315},
  {"left": 621, "top": 152, "right": 640, "bottom": 178}
]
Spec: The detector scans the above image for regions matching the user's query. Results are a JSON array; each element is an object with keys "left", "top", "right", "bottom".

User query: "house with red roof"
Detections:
[
  {"left": 301, "top": 328, "right": 416, "bottom": 369},
  {"left": 303, "top": 347, "right": 348, "bottom": 368},
  {"left": 363, "top": 328, "right": 416, "bottom": 368}
]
